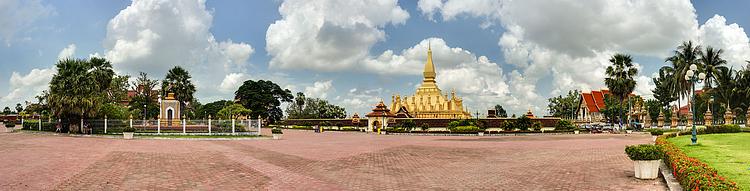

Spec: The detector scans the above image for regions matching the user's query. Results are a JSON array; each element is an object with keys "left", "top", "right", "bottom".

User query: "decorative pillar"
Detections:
[
  {"left": 38, "top": 116, "right": 42, "bottom": 131},
  {"left": 182, "top": 115, "right": 186, "bottom": 134},
  {"left": 104, "top": 115, "right": 108, "bottom": 134},
  {"left": 644, "top": 113, "right": 651, "bottom": 128},
  {"left": 129, "top": 114, "right": 133, "bottom": 129},
  {"left": 746, "top": 108, "right": 750, "bottom": 127},
  {"left": 670, "top": 106, "right": 678, "bottom": 128},
  {"left": 208, "top": 115, "right": 212, "bottom": 135},
  {"left": 686, "top": 112, "right": 693, "bottom": 127},
  {"left": 231, "top": 116, "right": 236, "bottom": 134},
  {"left": 657, "top": 110, "right": 665, "bottom": 128},
  {"left": 704, "top": 108, "right": 713, "bottom": 126},
  {"left": 157, "top": 114, "right": 161, "bottom": 134},
  {"left": 724, "top": 109, "right": 734, "bottom": 125}
]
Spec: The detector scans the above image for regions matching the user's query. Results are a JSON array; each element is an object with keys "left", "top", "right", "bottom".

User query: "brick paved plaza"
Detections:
[{"left": 0, "top": 129, "right": 666, "bottom": 190}]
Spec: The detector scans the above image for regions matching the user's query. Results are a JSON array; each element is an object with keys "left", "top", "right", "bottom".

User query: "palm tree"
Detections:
[
  {"left": 605, "top": 53, "right": 638, "bottom": 130},
  {"left": 665, "top": 41, "right": 702, "bottom": 120},
  {"left": 48, "top": 58, "right": 114, "bottom": 133},
  {"left": 714, "top": 67, "right": 735, "bottom": 116},
  {"left": 699, "top": 46, "right": 727, "bottom": 89},
  {"left": 162, "top": 66, "right": 196, "bottom": 118}
]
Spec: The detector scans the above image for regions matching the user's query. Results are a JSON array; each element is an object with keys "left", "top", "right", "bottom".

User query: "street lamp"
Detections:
[{"left": 684, "top": 64, "right": 705, "bottom": 145}]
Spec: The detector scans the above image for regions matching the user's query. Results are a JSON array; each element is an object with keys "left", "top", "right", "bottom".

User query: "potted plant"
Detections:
[
  {"left": 272, "top": 128, "right": 283, "bottom": 140},
  {"left": 573, "top": 127, "right": 580, "bottom": 135},
  {"left": 122, "top": 126, "right": 136, "bottom": 140},
  {"left": 649, "top": 129, "right": 663, "bottom": 142},
  {"left": 625, "top": 144, "right": 663, "bottom": 179}
]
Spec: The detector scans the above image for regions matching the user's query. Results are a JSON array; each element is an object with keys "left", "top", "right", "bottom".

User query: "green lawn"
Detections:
[{"left": 668, "top": 133, "right": 750, "bottom": 189}]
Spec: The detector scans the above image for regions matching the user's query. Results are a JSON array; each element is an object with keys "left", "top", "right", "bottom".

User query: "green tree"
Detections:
[
  {"left": 97, "top": 103, "right": 130, "bottom": 119},
  {"left": 652, "top": 67, "right": 677, "bottom": 109},
  {"left": 644, "top": 99, "right": 661, "bottom": 122},
  {"left": 600, "top": 95, "right": 626, "bottom": 125},
  {"left": 494, "top": 104, "right": 508, "bottom": 117},
  {"left": 285, "top": 97, "right": 346, "bottom": 119},
  {"left": 48, "top": 58, "right": 115, "bottom": 131},
  {"left": 161, "top": 66, "right": 196, "bottom": 117},
  {"left": 197, "top": 100, "right": 233, "bottom": 119},
  {"left": 129, "top": 72, "right": 160, "bottom": 120},
  {"left": 234, "top": 80, "right": 293, "bottom": 123},
  {"left": 15, "top": 103, "right": 23, "bottom": 114},
  {"left": 605, "top": 54, "right": 638, "bottom": 128},
  {"left": 217, "top": 104, "right": 251, "bottom": 119},
  {"left": 2, "top": 107, "right": 10, "bottom": 115},
  {"left": 699, "top": 46, "right": 727, "bottom": 89},
  {"left": 106, "top": 75, "right": 131, "bottom": 103},
  {"left": 546, "top": 90, "right": 580, "bottom": 119}
]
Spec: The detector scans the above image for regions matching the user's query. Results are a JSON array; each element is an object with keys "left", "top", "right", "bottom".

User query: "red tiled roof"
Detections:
[
  {"left": 592, "top": 91, "right": 606, "bottom": 109},
  {"left": 582, "top": 93, "right": 598, "bottom": 112},
  {"left": 366, "top": 101, "right": 396, "bottom": 117}
]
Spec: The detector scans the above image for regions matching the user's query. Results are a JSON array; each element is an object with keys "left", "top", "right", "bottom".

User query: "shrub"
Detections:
[
  {"left": 448, "top": 121, "right": 460, "bottom": 128},
  {"left": 656, "top": 135, "right": 739, "bottom": 190},
  {"left": 449, "top": 126, "right": 481, "bottom": 133},
  {"left": 4, "top": 121, "right": 15, "bottom": 128},
  {"left": 400, "top": 119, "right": 416, "bottom": 131},
  {"left": 272, "top": 128, "right": 283, "bottom": 134},
  {"left": 532, "top": 122, "right": 542, "bottom": 131},
  {"left": 554, "top": 120, "right": 575, "bottom": 131},
  {"left": 320, "top": 121, "right": 332, "bottom": 127},
  {"left": 704, "top": 124, "right": 741, "bottom": 134},
  {"left": 301, "top": 122, "right": 313, "bottom": 126},
  {"left": 501, "top": 121, "right": 514, "bottom": 131},
  {"left": 420, "top": 123, "right": 430, "bottom": 131},
  {"left": 624, "top": 144, "right": 662, "bottom": 160},
  {"left": 122, "top": 126, "right": 136, "bottom": 132},
  {"left": 515, "top": 116, "right": 532, "bottom": 131},
  {"left": 387, "top": 127, "right": 406, "bottom": 133},
  {"left": 649, "top": 129, "right": 664, "bottom": 136}
]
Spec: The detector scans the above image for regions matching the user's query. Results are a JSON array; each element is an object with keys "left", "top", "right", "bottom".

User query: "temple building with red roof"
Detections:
[{"left": 576, "top": 89, "right": 637, "bottom": 123}]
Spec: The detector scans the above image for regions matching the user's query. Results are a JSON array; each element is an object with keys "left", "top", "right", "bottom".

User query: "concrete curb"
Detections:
[{"left": 660, "top": 161, "right": 683, "bottom": 191}]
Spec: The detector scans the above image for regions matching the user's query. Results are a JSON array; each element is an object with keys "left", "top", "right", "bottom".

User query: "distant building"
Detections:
[{"left": 576, "top": 89, "right": 637, "bottom": 123}]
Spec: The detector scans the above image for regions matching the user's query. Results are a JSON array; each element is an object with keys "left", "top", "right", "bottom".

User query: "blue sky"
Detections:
[{"left": 1, "top": 0, "right": 749, "bottom": 117}]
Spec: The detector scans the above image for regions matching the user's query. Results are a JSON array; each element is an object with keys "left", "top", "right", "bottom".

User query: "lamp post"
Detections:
[{"left": 684, "top": 64, "right": 705, "bottom": 145}]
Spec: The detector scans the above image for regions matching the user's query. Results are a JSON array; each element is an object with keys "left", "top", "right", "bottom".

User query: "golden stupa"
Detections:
[{"left": 389, "top": 44, "right": 472, "bottom": 119}]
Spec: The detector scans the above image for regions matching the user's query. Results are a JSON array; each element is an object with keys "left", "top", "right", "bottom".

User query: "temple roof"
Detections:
[{"left": 366, "top": 101, "right": 396, "bottom": 117}]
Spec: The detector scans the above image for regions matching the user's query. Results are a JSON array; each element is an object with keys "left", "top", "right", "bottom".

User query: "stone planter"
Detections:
[
  {"left": 123, "top": 132, "right": 134, "bottom": 140},
  {"left": 273, "top": 134, "right": 282, "bottom": 140},
  {"left": 633, "top": 160, "right": 660, "bottom": 179},
  {"left": 626, "top": 130, "right": 633, "bottom": 134},
  {"left": 574, "top": 130, "right": 580, "bottom": 134},
  {"left": 478, "top": 132, "right": 484, "bottom": 136},
  {"left": 381, "top": 130, "right": 387, "bottom": 135}
]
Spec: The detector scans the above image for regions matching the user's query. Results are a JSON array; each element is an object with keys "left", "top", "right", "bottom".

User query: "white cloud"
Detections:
[
  {"left": 0, "top": 0, "right": 54, "bottom": 46},
  {"left": 696, "top": 15, "right": 750, "bottom": 69},
  {"left": 417, "top": 0, "right": 701, "bottom": 114},
  {"left": 339, "top": 88, "right": 384, "bottom": 115},
  {"left": 304, "top": 80, "right": 333, "bottom": 99},
  {"left": 57, "top": 44, "right": 76, "bottom": 60},
  {"left": 218, "top": 73, "right": 251, "bottom": 93},
  {"left": 103, "top": 0, "right": 254, "bottom": 101},
  {"left": 266, "top": 0, "right": 409, "bottom": 71},
  {"left": 1, "top": 68, "right": 56, "bottom": 106}
]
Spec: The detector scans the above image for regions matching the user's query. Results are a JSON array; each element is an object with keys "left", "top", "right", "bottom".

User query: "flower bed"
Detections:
[{"left": 656, "top": 134, "right": 739, "bottom": 190}]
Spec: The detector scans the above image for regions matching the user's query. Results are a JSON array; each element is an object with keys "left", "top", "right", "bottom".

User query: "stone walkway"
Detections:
[{"left": 0, "top": 130, "right": 666, "bottom": 190}]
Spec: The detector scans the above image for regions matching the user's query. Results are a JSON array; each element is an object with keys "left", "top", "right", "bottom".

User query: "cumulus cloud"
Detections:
[
  {"left": 304, "top": 80, "right": 333, "bottom": 99},
  {"left": 417, "top": 0, "right": 705, "bottom": 114},
  {"left": 103, "top": 0, "right": 254, "bottom": 101},
  {"left": 266, "top": 0, "right": 409, "bottom": 71},
  {"left": 0, "top": 0, "right": 54, "bottom": 46},
  {"left": 57, "top": 44, "right": 76, "bottom": 60},
  {"left": 1, "top": 68, "right": 56, "bottom": 107},
  {"left": 218, "top": 73, "right": 251, "bottom": 93},
  {"left": 338, "top": 88, "right": 384, "bottom": 115},
  {"left": 696, "top": 15, "right": 750, "bottom": 69}
]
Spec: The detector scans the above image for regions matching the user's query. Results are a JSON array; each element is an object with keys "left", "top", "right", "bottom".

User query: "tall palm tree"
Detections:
[
  {"left": 162, "top": 66, "right": 196, "bottom": 118},
  {"left": 699, "top": 46, "right": 727, "bottom": 89},
  {"left": 48, "top": 58, "right": 114, "bottom": 132},
  {"left": 605, "top": 54, "right": 638, "bottom": 129},
  {"left": 665, "top": 41, "right": 702, "bottom": 120},
  {"left": 714, "top": 67, "right": 735, "bottom": 114}
]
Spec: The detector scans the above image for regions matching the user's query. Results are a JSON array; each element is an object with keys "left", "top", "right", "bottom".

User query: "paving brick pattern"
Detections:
[{"left": 0, "top": 130, "right": 666, "bottom": 190}]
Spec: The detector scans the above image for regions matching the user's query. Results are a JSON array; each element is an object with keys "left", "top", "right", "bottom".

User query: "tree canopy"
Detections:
[
  {"left": 217, "top": 103, "right": 251, "bottom": 119},
  {"left": 162, "top": 66, "right": 196, "bottom": 116},
  {"left": 48, "top": 57, "right": 115, "bottom": 120},
  {"left": 494, "top": 104, "right": 508, "bottom": 117},
  {"left": 546, "top": 90, "right": 580, "bottom": 119},
  {"left": 234, "top": 80, "right": 293, "bottom": 123},
  {"left": 286, "top": 92, "right": 347, "bottom": 119}
]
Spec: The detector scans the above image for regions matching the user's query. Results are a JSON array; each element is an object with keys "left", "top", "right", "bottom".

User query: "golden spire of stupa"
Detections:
[{"left": 423, "top": 41, "right": 436, "bottom": 83}]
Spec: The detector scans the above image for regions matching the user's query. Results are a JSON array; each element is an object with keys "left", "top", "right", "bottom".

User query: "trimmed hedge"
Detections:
[
  {"left": 703, "top": 124, "right": 741, "bottom": 134},
  {"left": 649, "top": 129, "right": 664, "bottom": 136},
  {"left": 449, "top": 126, "right": 481, "bottom": 133},
  {"left": 625, "top": 144, "right": 662, "bottom": 160},
  {"left": 657, "top": 134, "right": 739, "bottom": 190}
]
